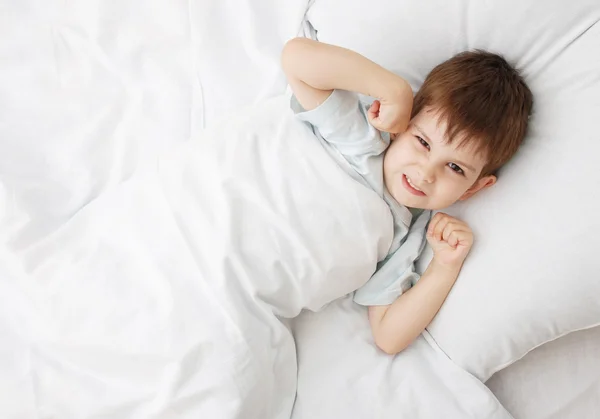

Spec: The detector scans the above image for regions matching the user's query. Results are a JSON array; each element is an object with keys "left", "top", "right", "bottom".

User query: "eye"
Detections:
[
  {"left": 416, "top": 136, "right": 430, "bottom": 150},
  {"left": 448, "top": 162, "right": 465, "bottom": 175}
]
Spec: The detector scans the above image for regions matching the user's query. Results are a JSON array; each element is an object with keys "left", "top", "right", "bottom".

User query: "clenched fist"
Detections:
[
  {"left": 426, "top": 212, "right": 474, "bottom": 268},
  {"left": 367, "top": 97, "right": 412, "bottom": 134}
]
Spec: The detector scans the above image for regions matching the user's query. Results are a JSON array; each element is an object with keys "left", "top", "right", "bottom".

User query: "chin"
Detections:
[
  {"left": 411, "top": 202, "right": 435, "bottom": 210},
  {"left": 396, "top": 194, "right": 426, "bottom": 209},
  {"left": 392, "top": 186, "right": 444, "bottom": 210},
  {"left": 395, "top": 194, "right": 440, "bottom": 211}
]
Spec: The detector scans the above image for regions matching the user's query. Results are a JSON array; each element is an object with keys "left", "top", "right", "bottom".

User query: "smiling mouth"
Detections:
[{"left": 402, "top": 174, "right": 426, "bottom": 196}]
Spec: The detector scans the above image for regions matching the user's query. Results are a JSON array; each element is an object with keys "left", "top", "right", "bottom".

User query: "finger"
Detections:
[
  {"left": 440, "top": 217, "right": 464, "bottom": 227},
  {"left": 369, "top": 117, "right": 384, "bottom": 131},
  {"left": 367, "top": 109, "right": 375, "bottom": 122},
  {"left": 445, "top": 227, "right": 470, "bottom": 248},
  {"left": 437, "top": 215, "right": 468, "bottom": 228},
  {"left": 447, "top": 230, "right": 460, "bottom": 248},
  {"left": 369, "top": 100, "right": 380, "bottom": 114},
  {"left": 448, "top": 230, "right": 473, "bottom": 249},
  {"left": 441, "top": 222, "right": 464, "bottom": 242},
  {"left": 433, "top": 215, "right": 452, "bottom": 242},
  {"left": 367, "top": 100, "right": 380, "bottom": 120},
  {"left": 427, "top": 212, "right": 445, "bottom": 237},
  {"left": 451, "top": 219, "right": 470, "bottom": 230}
]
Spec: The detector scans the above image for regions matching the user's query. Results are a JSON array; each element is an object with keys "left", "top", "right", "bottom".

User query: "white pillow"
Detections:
[
  {"left": 307, "top": 0, "right": 600, "bottom": 381},
  {"left": 487, "top": 327, "right": 600, "bottom": 419}
]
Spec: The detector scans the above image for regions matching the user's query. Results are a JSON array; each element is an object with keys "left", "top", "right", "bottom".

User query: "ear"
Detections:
[{"left": 459, "top": 175, "right": 497, "bottom": 201}]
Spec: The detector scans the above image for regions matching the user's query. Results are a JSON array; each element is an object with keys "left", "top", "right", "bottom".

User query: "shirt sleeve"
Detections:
[
  {"left": 353, "top": 209, "right": 431, "bottom": 306},
  {"left": 290, "top": 89, "right": 388, "bottom": 158}
]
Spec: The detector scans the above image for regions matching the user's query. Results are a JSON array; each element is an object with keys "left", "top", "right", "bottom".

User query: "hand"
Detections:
[
  {"left": 367, "top": 97, "right": 411, "bottom": 134},
  {"left": 426, "top": 213, "right": 474, "bottom": 268}
]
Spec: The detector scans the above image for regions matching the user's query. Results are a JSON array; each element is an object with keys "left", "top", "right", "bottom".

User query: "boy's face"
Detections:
[{"left": 384, "top": 107, "right": 496, "bottom": 210}]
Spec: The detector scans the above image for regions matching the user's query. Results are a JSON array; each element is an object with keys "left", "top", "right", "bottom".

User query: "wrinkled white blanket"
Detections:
[{"left": 0, "top": 97, "right": 393, "bottom": 418}]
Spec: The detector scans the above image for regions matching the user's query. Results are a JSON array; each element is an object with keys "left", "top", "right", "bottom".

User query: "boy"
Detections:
[{"left": 282, "top": 38, "right": 532, "bottom": 354}]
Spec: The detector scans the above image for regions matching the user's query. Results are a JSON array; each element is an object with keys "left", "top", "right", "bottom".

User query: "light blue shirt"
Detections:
[{"left": 291, "top": 89, "right": 431, "bottom": 306}]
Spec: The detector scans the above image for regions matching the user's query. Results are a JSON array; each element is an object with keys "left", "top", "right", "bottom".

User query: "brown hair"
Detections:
[{"left": 412, "top": 50, "right": 533, "bottom": 176}]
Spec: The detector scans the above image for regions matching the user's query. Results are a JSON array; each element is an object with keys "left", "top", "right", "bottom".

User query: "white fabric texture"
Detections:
[
  {"left": 290, "top": 296, "right": 512, "bottom": 419},
  {"left": 192, "top": 0, "right": 308, "bottom": 129},
  {"left": 0, "top": 95, "right": 394, "bottom": 418},
  {"left": 0, "top": 0, "right": 308, "bottom": 249},
  {"left": 307, "top": 0, "right": 600, "bottom": 381},
  {"left": 0, "top": 1, "right": 311, "bottom": 417},
  {"left": 487, "top": 326, "right": 600, "bottom": 419}
]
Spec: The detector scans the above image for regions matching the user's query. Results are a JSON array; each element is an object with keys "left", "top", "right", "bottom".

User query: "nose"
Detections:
[{"left": 418, "top": 163, "right": 435, "bottom": 184}]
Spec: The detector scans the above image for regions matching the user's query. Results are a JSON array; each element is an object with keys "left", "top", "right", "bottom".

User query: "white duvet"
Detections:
[{"left": 0, "top": 98, "right": 393, "bottom": 418}]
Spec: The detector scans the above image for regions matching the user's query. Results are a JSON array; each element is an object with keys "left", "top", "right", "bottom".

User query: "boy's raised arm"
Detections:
[
  {"left": 281, "top": 38, "right": 413, "bottom": 134},
  {"left": 369, "top": 213, "right": 474, "bottom": 354}
]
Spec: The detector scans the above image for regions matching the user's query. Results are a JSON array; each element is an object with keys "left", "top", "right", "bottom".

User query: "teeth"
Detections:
[{"left": 406, "top": 176, "right": 422, "bottom": 192}]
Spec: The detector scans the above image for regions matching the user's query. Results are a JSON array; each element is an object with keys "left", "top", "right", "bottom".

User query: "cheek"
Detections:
[
  {"left": 384, "top": 142, "right": 404, "bottom": 169},
  {"left": 436, "top": 176, "right": 472, "bottom": 198},
  {"left": 387, "top": 137, "right": 414, "bottom": 160}
]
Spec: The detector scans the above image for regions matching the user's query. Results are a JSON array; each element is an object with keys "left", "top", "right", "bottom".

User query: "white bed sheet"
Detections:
[
  {"left": 487, "top": 327, "right": 600, "bottom": 419},
  {"left": 290, "top": 296, "right": 512, "bottom": 419}
]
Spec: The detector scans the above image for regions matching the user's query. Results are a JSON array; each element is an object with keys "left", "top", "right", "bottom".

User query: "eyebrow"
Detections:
[{"left": 413, "top": 123, "right": 477, "bottom": 173}]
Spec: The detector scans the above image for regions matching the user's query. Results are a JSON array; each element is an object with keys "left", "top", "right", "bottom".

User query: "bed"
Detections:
[{"left": 1, "top": 1, "right": 599, "bottom": 418}]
